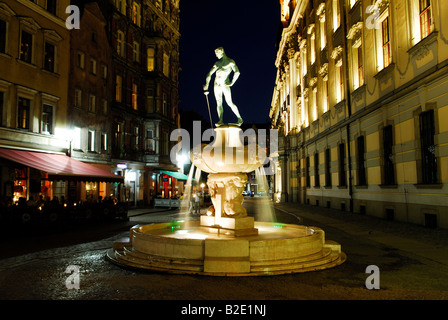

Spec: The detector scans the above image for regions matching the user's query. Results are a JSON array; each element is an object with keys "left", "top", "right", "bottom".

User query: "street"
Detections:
[{"left": 0, "top": 197, "right": 448, "bottom": 303}]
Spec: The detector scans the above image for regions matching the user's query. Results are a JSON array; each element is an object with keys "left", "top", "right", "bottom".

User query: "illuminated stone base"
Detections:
[{"left": 107, "top": 221, "right": 346, "bottom": 276}]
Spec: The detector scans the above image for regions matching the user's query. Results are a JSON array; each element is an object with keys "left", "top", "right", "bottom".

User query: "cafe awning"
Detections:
[
  {"left": 160, "top": 170, "right": 190, "bottom": 181},
  {"left": 0, "top": 148, "right": 123, "bottom": 183}
]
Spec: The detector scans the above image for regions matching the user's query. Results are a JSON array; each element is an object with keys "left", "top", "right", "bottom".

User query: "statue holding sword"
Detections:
[{"left": 203, "top": 47, "right": 243, "bottom": 127}]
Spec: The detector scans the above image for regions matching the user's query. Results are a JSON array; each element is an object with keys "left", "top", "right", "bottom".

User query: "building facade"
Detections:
[
  {"left": 0, "top": 0, "right": 71, "bottom": 202},
  {"left": 68, "top": 2, "right": 115, "bottom": 203},
  {"left": 102, "top": 0, "right": 181, "bottom": 205},
  {"left": 271, "top": 0, "right": 448, "bottom": 229}
]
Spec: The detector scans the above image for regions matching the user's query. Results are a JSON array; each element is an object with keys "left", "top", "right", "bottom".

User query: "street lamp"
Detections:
[{"left": 200, "top": 183, "right": 205, "bottom": 201}]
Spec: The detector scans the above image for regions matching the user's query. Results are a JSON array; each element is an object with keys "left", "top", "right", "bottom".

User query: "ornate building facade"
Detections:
[{"left": 271, "top": 0, "right": 448, "bottom": 228}]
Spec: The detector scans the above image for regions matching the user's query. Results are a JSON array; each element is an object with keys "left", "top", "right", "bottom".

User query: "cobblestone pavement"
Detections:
[{"left": 0, "top": 198, "right": 448, "bottom": 305}]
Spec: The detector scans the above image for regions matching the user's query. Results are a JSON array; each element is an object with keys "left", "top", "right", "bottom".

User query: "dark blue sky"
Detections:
[{"left": 178, "top": 0, "right": 281, "bottom": 125}]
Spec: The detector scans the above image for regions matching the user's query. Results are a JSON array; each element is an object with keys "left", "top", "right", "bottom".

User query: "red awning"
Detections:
[{"left": 0, "top": 148, "right": 123, "bottom": 183}]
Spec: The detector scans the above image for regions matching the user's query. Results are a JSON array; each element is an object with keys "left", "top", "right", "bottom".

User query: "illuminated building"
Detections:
[
  {"left": 103, "top": 0, "right": 182, "bottom": 204},
  {"left": 271, "top": 0, "right": 448, "bottom": 228}
]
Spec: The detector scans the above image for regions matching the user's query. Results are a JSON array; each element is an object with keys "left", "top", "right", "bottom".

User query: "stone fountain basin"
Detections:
[{"left": 108, "top": 221, "right": 346, "bottom": 276}]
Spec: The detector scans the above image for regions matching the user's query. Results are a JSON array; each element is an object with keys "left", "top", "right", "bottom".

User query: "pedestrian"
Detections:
[{"left": 194, "top": 193, "right": 200, "bottom": 215}]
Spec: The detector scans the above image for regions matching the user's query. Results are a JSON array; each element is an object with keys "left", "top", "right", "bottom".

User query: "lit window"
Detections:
[
  {"left": 419, "top": 0, "right": 432, "bottom": 39},
  {"left": 115, "top": 75, "right": 122, "bottom": 102},
  {"left": 132, "top": 2, "right": 141, "bottom": 26},
  {"left": 332, "top": 0, "right": 340, "bottom": 32},
  {"left": 382, "top": 17, "right": 391, "bottom": 69},
  {"left": 147, "top": 48, "right": 155, "bottom": 71},
  {"left": 132, "top": 83, "right": 138, "bottom": 110},
  {"left": 163, "top": 53, "right": 170, "bottom": 77},
  {"left": 353, "top": 44, "right": 364, "bottom": 89},
  {"left": 101, "top": 133, "right": 107, "bottom": 152},
  {"left": 73, "top": 127, "right": 81, "bottom": 149},
  {"left": 88, "top": 130, "right": 95, "bottom": 152}
]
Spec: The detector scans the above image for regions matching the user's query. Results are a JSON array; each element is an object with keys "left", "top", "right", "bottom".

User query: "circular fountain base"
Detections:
[{"left": 107, "top": 221, "right": 346, "bottom": 276}]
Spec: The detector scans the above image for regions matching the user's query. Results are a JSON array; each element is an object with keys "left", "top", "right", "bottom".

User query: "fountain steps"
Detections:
[{"left": 108, "top": 237, "right": 346, "bottom": 276}]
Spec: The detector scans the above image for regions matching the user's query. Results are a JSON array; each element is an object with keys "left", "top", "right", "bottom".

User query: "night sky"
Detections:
[{"left": 178, "top": 0, "right": 281, "bottom": 126}]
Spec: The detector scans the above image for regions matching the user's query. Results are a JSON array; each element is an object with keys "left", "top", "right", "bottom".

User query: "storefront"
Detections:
[{"left": 0, "top": 148, "right": 123, "bottom": 204}]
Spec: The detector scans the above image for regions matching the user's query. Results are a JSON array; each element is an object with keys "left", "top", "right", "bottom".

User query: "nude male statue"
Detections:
[{"left": 203, "top": 47, "right": 243, "bottom": 127}]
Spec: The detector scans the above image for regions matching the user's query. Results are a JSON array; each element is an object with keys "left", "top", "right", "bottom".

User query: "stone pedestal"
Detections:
[{"left": 200, "top": 215, "right": 258, "bottom": 236}]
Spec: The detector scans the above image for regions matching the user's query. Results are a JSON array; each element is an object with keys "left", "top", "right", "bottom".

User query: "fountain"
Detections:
[
  {"left": 107, "top": 125, "right": 345, "bottom": 275},
  {"left": 106, "top": 47, "right": 345, "bottom": 275}
]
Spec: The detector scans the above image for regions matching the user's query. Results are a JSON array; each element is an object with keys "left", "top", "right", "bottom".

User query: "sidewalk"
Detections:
[
  {"left": 273, "top": 201, "right": 448, "bottom": 265},
  {"left": 126, "top": 206, "right": 178, "bottom": 217}
]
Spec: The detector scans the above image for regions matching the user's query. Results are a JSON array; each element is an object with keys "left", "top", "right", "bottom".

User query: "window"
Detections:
[
  {"left": 353, "top": 44, "right": 364, "bottom": 89},
  {"left": 133, "top": 41, "right": 140, "bottom": 62},
  {"left": 382, "top": 17, "right": 391, "bottom": 69},
  {"left": 357, "top": 136, "right": 367, "bottom": 185},
  {"left": 73, "top": 127, "right": 81, "bottom": 149},
  {"left": 0, "top": 19, "right": 6, "bottom": 54},
  {"left": 320, "top": 18, "right": 327, "bottom": 50},
  {"left": 335, "top": 63, "right": 344, "bottom": 102},
  {"left": 0, "top": 91, "right": 4, "bottom": 126},
  {"left": 332, "top": 0, "right": 340, "bottom": 31},
  {"left": 17, "top": 97, "right": 30, "bottom": 130},
  {"left": 88, "top": 130, "right": 95, "bottom": 152},
  {"left": 101, "top": 133, "right": 107, "bottom": 152},
  {"left": 146, "top": 130, "right": 155, "bottom": 152},
  {"left": 132, "top": 83, "right": 138, "bottom": 110},
  {"left": 132, "top": 126, "right": 139, "bottom": 150},
  {"left": 162, "top": 92, "right": 168, "bottom": 115},
  {"left": 419, "top": 0, "right": 432, "bottom": 39},
  {"left": 325, "top": 148, "right": 331, "bottom": 187},
  {"left": 115, "top": 75, "right": 122, "bottom": 102},
  {"left": 306, "top": 156, "right": 310, "bottom": 187},
  {"left": 338, "top": 143, "right": 346, "bottom": 186},
  {"left": 382, "top": 125, "right": 395, "bottom": 185},
  {"left": 102, "top": 65, "right": 107, "bottom": 79},
  {"left": 19, "top": 30, "right": 33, "bottom": 63},
  {"left": 310, "top": 33, "right": 316, "bottom": 64},
  {"left": 163, "top": 53, "right": 170, "bottom": 77},
  {"left": 323, "top": 78, "right": 329, "bottom": 112},
  {"left": 42, "top": 104, "right": 53, "bottom": 134},
  {"left": 46, "top": 0, "right": 57, "bottom": 15},
  {"left": 89, "top": 94, "right": 96, "bottom": 113},
  {"left": 44, "top": 42, "right": 55, "bottom": 72},
  {"left": 147, "top": 48, "right": 155, "bottom": 71},
  {"left": 117, "top": 31, "right": 125, "bottom": 57},
  {"left": 75, "top": 89, "right": 82, "bottom": 107},
  {"left": 115, "top": 0, "right": 126, "bottom": 14},
  {"left": 102, "top": 99, "right": 108, "bottom": 115},
  {"left": 90, "top": 58, "right": 97, "bottom": 75},
  {"left": 132, "top": 2, "right": 141, "bottom": 26},
  {"left": 420, "top": 110, "right": 438, "bottom": 184},
  {"left": 314, "top": 153, "right": 320, "bottom": 187},
  {"left": 147, "top": 88, "right": 154, "bottom": 113},
  {"left": 77, "top": 52, "right": 84, "bottom": 69}
]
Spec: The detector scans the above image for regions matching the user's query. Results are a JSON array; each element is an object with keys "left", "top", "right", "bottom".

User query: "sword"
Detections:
[{"left": 204, "top": 91, "right": 213, "bottom": 129}]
